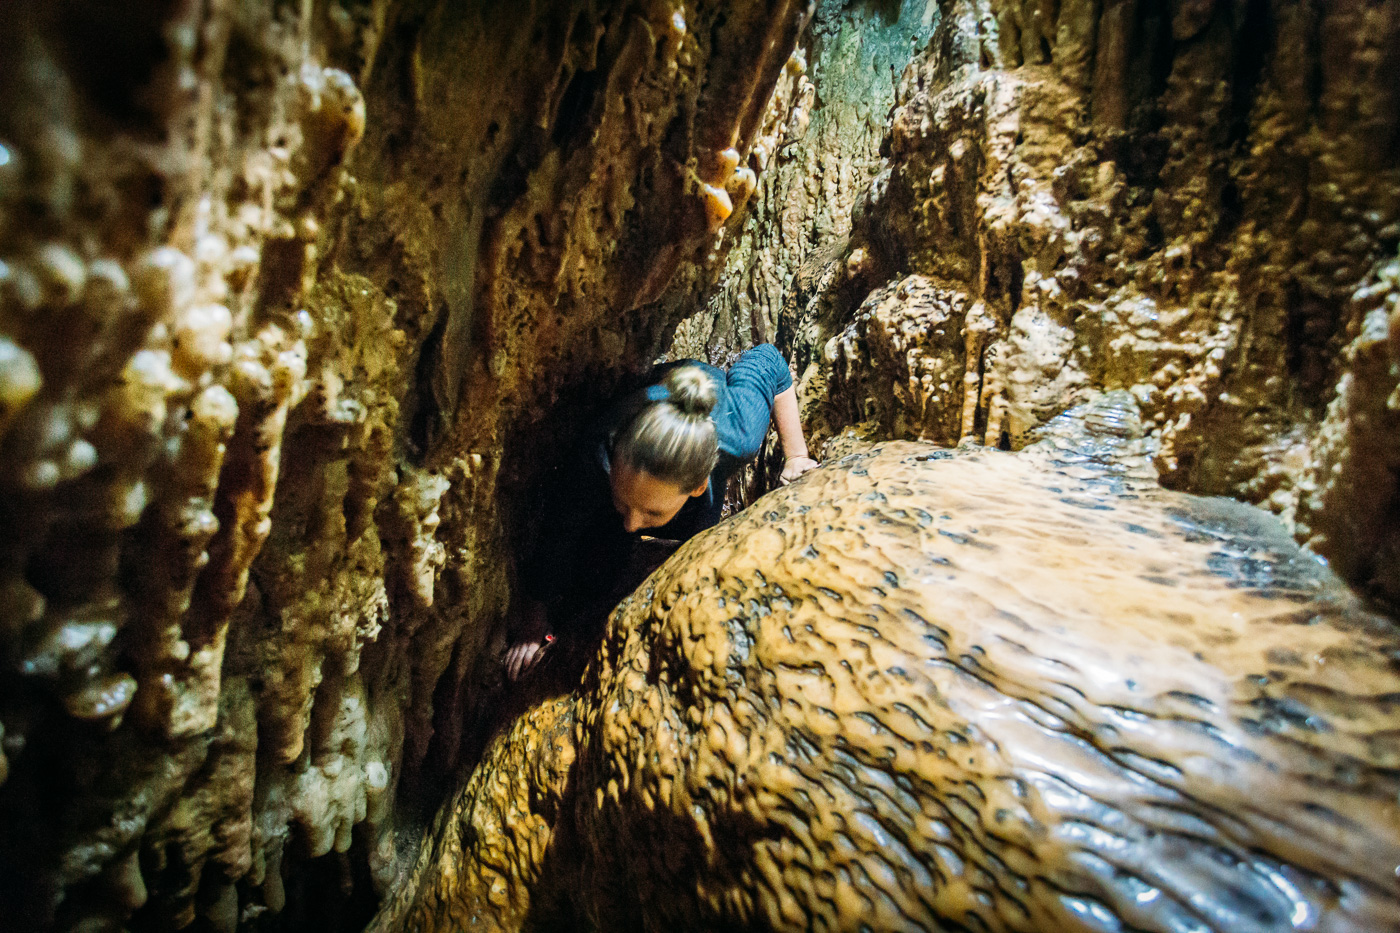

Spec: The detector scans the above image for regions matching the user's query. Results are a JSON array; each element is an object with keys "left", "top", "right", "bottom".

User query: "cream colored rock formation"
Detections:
[
  {"left": 0, "top": 1, "right": 812, "bottom": 929},
  {"left": 375, "top": 432, "right": 1400, "bottom": 932}
]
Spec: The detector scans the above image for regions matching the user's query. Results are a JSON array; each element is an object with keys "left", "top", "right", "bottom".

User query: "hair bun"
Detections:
[{"left": 663, "top": 365, "right": 718, "bottom": 418}]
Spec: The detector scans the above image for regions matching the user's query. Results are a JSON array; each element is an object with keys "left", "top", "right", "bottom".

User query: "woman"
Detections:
[{"left": 506, "top": 344, "right": 818, "bottom": 680}]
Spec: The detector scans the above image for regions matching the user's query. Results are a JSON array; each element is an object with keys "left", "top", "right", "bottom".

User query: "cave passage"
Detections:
[{"left": 0, "top": 1, "right": 1398, "bottom": 932}]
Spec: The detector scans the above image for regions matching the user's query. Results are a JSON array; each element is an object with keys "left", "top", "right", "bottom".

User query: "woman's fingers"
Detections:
[
  {"left": 780, "top": 456, "right": 820, "bottom": 485},
  {"left": 506, "top": 639, "right": 547, "bottom": 681},
  {"left": 507, "top": 643, "right": 530, "bottom": 681}
]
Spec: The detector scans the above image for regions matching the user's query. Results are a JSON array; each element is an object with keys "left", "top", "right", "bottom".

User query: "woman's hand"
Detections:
[
  {"left": 505, "top": 602, "right": 553, "bottom": 681},
  {"left": 780, "top": 456, "right": 820, "bottom": 485}
]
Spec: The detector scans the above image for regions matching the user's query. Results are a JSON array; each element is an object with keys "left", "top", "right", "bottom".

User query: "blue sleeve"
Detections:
[
  {"left": 720, "top": 344, "right": 793, "bottom": 462},
  {"left": 731, "top": 343, "right": 793, "bottom": 396}
]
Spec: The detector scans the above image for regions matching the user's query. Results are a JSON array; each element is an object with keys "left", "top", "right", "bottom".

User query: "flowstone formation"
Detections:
[
  {"left": 0, "top": 1, "right": 814, "bottom": 930},
  {"left": 374, "top": 418, "right": 1400, "bottom": 933},
  {"left": 675, "top": 0, "right": 1400, "bottom": 607}
]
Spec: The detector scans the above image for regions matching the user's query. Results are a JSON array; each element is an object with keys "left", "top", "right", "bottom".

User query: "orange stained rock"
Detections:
[
  {"left": 701, "top": 182, "right": 735, "bottom": 231},
  {"left": 378, "top": 440, "right": 1400, "bottom": 933}
]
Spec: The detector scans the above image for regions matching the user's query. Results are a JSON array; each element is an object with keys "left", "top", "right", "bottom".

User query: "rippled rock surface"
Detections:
[{"left": 375, "top": 436, "right": 1400, "bottom": 933}]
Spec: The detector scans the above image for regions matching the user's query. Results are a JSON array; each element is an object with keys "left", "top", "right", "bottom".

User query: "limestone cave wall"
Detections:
[
  {"left": 0, "top": 1, "right": 812, "bottom": 930},
  {"left": 679, "top": 0, "right": 1400, "bottom": 607}
]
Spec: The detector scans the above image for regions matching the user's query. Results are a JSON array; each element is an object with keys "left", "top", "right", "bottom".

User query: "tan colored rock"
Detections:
[
  {"left": 380, "top": 436, "right": 1400, "bottom": 933},
  {"left": 3, "top": 0, "right": 1398, "bottom": 928},
  {"left": 828, "top": 275, "right": 970, "bottom": 444}
]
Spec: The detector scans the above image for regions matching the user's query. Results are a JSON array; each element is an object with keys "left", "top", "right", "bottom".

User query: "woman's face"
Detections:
[{"left": 609, "top": 460, "right": 707, "bottom": 533}]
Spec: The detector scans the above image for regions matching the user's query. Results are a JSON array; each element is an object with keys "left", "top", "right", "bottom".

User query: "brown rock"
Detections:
[{"left": 382, "top": 439, "right": 1400, "bottom": 932}]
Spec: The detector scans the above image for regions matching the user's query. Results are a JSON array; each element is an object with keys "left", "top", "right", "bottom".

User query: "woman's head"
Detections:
[{"left": 610, "top": 365, "right": 718, "bottom": 532}]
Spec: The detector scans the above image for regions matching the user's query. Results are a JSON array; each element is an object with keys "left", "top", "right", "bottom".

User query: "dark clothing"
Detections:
[{"left": 521, "top": 345, "right": 792, "bottom": 626}]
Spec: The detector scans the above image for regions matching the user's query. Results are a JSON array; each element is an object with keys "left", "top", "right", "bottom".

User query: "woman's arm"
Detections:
[
  {"left": 771, "top": 386, "right": 819, "bottom": 484},
  {"left": 724, "top": 345, "right": 818, "bottom": 483}
]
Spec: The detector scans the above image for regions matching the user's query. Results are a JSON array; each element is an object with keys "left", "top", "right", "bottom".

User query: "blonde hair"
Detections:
[{"left": 613, "top": 365, "right": 719, "bottom": 490}]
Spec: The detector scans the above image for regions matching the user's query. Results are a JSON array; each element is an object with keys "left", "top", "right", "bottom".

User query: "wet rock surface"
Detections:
[{"left": 377, "top": 438, "right": 1400, "bottom": 933}]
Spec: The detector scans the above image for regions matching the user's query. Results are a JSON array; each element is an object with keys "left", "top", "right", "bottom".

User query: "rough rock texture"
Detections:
[
  {"left": 372, "top": 433, "right": 1400, "bottom": 933},
  {"left": 668, "top": 0, "right": 942, "bottom": 503},
  {"left": 7, "top": 0, "right": 1400, "bottom": 930},
  {"left": 0, "top": 2, "right": 812, "bottom": 930},
  {"left": 670, "top": 0, "right": 940, "bottom": 360},
  {"left": 679, "top": 0, "right": 1400, "bottom": 606}
]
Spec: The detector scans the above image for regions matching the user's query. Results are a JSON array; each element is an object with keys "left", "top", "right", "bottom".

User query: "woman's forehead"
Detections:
[{"left": 612, "top": 461, "right": 688, "bottom": 502}]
